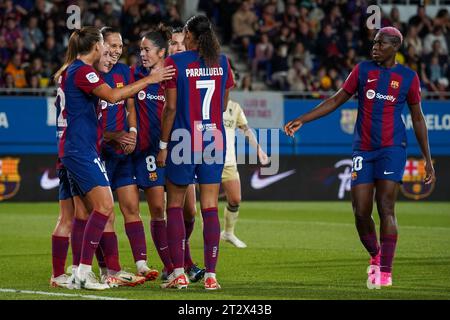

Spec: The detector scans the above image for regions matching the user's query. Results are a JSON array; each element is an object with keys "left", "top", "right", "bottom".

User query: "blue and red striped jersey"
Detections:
[
  {"left": 100, "top": 62, "right": 131, "bottom": 156},
  {"left": 342, "top": 60, "right": 421, "bottom": 151},
  {"left": 164, "top": 50, "right": 234, "bottom": 153},
  {"left": 131, "top": 65, "right": 165, "bottom": 153},
  {"left": 58, "top": 59, "right": 105, "bottom": 159}
]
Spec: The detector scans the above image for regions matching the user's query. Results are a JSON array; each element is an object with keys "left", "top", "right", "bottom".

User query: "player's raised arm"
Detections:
[
  {"left": 92, "top": 66, "right": 175, "bottom": 104},
  {"left": 284, "top": 88, "right": 352, "bottom": 137}
]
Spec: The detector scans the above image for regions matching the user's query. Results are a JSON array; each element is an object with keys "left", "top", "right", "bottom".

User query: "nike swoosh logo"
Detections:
[
  {"left": 40, "top": 170, "right": 60, "bottom": 190},
  {"left": 121, "top": 276, "right": 133, "bottom": 281},
  {"left": 140, "top": 253, "right": 146, "bottom": 256},
  {"left": 159, "top": 246, "right": 168, "bottom": 251},
  {"left": 384, "top": 171, "right": 394, "bottom": 175},
  {"left": 250, "top": 169, "right": 296, "bottom": 190},
  {"left": 368, "top": 79, "right": 377, "bottom": 82},
  {"left": 90, "top": 241, "right": 99, "bottom": 245}
]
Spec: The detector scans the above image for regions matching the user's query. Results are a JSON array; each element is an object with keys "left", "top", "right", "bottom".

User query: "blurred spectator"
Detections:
[
  {"left": 0, "top": 15, "right": 22, "bottom": 49},
  {"left": 269, "top": 44, "right": 289, "bottom": 90},
  {"left": 5, "top": 53, "right": 27, "bottom": 88},
  {"left": 404, "top": 45, "right": 421, "bottom": 74},
  {"left": 287, "top": 58, "right": 309, "bottom": 91},
  {"left": 339, "top": 29, "right": 359, "bottom": 54},
  {"left": 404, "top": 25, "right": 423, "bottom": 57},
  {"left": 14, "top": 37, "right": 30, "bottom": 63},
  {"left": 232, "top": 1, "right": 258, "bottom": 56},
  {"left": 259, "top": 3, "right": 282, "bottom": 38},
  {"left": 409, "top": 4, "right": 433, "bottom": 39},
  {"left": 241, "top": 74, "right": 253, "bottom": 91},
  {"left": 22, "top": 16, "right": 44, "bottom": 53},
  {"left": 289, "top": 42, "right": 312, "bottom": 71},
  {"left": 36, "top": 36, "right": 62, "bottom": 76},
  {"left": 98, "top": 1, "right": 121, "bottom": 28},
  {"left": 252, "top": 33, "right": 274, "bottom": 79},
  {"left": 389, "top": 7, "right": 406, "bottom": 35},
  {"left": 28, "top": 74, "right": 43, "bottom": 95},
  {"left": 283, "top": 3, "right": 299, "bottom": 34},
  {"left": 343, "top": 48, "right": 358, "bottom": 74},
  {"left": 0, "top": 35, "right": 11, "bottom": 65},
  {"left": 4, "top": 72, "right": 16, "bottom": 94},
  {"left": 423, "top": 26, "right": 448, "bottom": 55},
  {"left": 164, "top": 5, "right": 183, "bottom": 28}
]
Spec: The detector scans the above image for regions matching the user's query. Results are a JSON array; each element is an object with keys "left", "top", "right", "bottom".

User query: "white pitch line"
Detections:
[{"left": 0, "top": 288, "right": 129, "bottom": 300}]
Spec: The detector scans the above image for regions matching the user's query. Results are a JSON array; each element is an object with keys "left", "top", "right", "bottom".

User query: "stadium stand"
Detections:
[{"left": 0, "top": 0, "right": 449, "bottom": 99}]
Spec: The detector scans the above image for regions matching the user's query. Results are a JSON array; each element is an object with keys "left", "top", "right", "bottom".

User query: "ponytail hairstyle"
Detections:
[
  {"left": 185, "top": 15, "right": 220, "bottom": 66},
  {"left": 54, "top": 26, "right": 103, "bottom": 82},
  {"left": 142, "top": 23, "right": 171, "bottom": 57}
]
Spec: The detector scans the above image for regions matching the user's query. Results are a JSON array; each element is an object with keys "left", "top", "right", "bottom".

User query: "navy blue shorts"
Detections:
[
  {"left": 103, "top": 154, "right": 136, "bottom": 191},
  {"left": 61, "top": 154, "right": 110, "bottom": 195},
  {"left": 351, "top": 146, "right": 407, "bottom": 187},
  {"left": 58, "top": 167, "right": 77, "bottom": 200},
  {"left": 132, "top": 151, "right": 165, "bottom": 190},
  {"left": 166, "top": 151, "right": 224, "bottom": 186}
]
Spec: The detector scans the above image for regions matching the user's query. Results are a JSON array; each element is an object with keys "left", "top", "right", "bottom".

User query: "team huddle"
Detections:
[
  {"left": 50, "top": 15, "right": 435, "bottom": 292},
  {"left": 50, "top": 15, "right": 269, "bottom": 291}
]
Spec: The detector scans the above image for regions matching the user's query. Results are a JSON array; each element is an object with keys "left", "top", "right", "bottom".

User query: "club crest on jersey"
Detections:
[
  {"left": 340, "top": 109, "right": 357, "bottom": 134},
  {"left": 116, "top": 82, "right": 124, "bottom": 88},
  {"left": 138, "top": 90, "right": 146, "bottom": 100},
  {"left": 390, "top": 80, "right": 399, "bottom": 89},
  {"left": 400, "top": 158, "right": 435, "bottom": 200},
  {"left": 0, "top": 157, "right": 21, "bottom": 201},
  {"left": 86, "top": 72, "right": 100, "bottom": 84},
  {"left": 149, "top": 172, "right": 158, "bottom": 181}
]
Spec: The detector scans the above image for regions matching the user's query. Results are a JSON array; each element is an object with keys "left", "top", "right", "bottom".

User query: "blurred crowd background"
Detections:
[{"left": 0, "top": 0, "right": 449, "bottom": 99}]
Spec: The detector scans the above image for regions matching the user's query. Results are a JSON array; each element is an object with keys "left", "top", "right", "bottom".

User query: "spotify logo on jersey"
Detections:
[
  {"left": 366, "top": 89, "right": 376, "bottom": 100},
  {"left": 138, "top": 90, "right": 146, "bottom": 100}
]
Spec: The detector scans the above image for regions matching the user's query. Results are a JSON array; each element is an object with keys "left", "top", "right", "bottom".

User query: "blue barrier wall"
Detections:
[
  {"left": 1, "top": 97, "right": 449, "bottom": 155},
  {"left": 283, "top": 100, "right": 450, "bottom": 155}
]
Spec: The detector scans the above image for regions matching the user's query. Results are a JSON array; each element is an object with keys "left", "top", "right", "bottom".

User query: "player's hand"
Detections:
[
  {"left": 257, "top": 147, "right": 270, "bottom": 165},
  {"left": 156, "top": 149, "right": 168, "bottom": 168},
  {"left": 117, "top": 132, "right": 136, "bottom": 146},
  {"left": 148, "top": 65, "right": 175, "bottom": 84},
  {"left": 424, "top": 160, "right": 436, "bottom": 185},
  {"left": 284, "top": 118, "right": 303, "bottom": 137}
]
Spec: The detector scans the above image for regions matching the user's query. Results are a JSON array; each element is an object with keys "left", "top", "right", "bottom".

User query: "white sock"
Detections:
[
  {"left": 224, "top": 207, "right": 239, "bottom": 234},
  {"left": 136, "top": 260, "right": 148, "bottom": 272},
  {"left": 205, "top": 272, "right": 216, "bottom": 279},
  {"left": 174, "top": 267, "right": 185, "bottom": 277},
  {"left": 78, "top": 264, "right": 92, "bottom": 279}
]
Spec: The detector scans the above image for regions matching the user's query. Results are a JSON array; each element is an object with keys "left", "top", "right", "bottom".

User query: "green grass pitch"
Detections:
[{"left": 0, "top": 201, "right": 449, "bottom": 300}]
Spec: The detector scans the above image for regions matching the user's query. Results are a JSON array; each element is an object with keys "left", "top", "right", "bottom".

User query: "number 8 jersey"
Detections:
[{"left": 164, "top": 51, "right": 234, "bottom": 154}]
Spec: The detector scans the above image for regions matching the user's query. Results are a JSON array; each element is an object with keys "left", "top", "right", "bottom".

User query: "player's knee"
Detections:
[
  {"left": 183, "top": 205, "right": 197, "bottom": 219},
  {"left": 150, "top": 205, "right": 165, "bottom": 220},
  {"left": 227, "top": 203, "right": 240, "bottom": 212},
  {"left": 95, "top": 200, "right": 114, "bottom": 216},
  {"left": 53, "top": 217, "right": 72, "bottom": 237},
  {"left": 120, "top": 202, "right": 140, "bottom": 219},
  {"left": 376, "top": 197, "right": 395, "bottom": 217}
]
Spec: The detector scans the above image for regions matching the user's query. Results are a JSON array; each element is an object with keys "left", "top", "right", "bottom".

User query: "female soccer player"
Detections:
[
  {"left": 54, "top": 26, "right": 174, "bottom": 290},
  {"left": 166, "top": 26, "right": 205, "bottom": 283},
  {"left": 97, "top": 27, "right": 158, "bottom": 285},
  {"left": 129, "top": 25, "right": 176, "bottom": 283},
  {"left": 49, "top": 115, "right": 75, "bottom": 288},
  {"left": 284, "top": 27, "right": 435, "bottom": 288},
  {"left": 220, "top": 66, "right": 269, "bottom": 248},
  {"left": 157, "top": 15, "right": 234, "bottom": 290}
]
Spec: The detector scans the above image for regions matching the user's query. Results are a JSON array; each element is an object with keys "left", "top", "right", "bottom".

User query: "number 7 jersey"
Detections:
[{"left": 164, "top": 50, "right": 234, "bottom": 154}]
